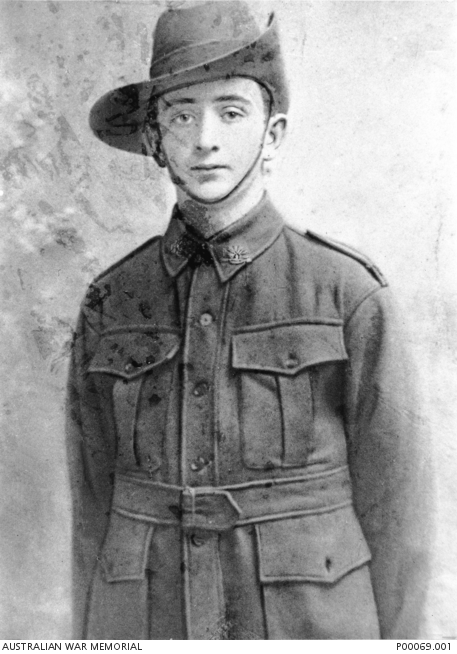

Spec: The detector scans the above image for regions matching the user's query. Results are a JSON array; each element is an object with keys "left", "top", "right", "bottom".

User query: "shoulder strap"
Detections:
[{"left": 306, "top": 229, "right": 388, "bottom": 287}]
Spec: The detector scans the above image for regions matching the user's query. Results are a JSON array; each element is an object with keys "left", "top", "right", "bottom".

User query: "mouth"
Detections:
[{"left": 191, "top": 165, "right": 228, "bottom": 171}]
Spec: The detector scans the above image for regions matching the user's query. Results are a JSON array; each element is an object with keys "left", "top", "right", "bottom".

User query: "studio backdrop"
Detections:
[{"left": 0, "top": 0, "right": 455, "bottom": 639}]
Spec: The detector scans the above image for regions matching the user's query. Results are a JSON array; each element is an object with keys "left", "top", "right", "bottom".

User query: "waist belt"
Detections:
[{"left": 112, "top": 465, "right": 353, "bottom": 532}]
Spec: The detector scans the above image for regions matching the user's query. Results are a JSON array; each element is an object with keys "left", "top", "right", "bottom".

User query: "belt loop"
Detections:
[{"left": 181, "top": 486, "right": 196, "bottom": 531}]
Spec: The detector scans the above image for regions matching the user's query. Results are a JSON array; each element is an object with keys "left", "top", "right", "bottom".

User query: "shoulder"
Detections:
[
  {"left": 283, "top": 223, "right": 388, "bottom": 288},
  {"left": 304, "top": 229, "right": 388, "bottom": 287},
  {"left": 80, "top": 235, "right": 164, "bottom": 329},
  {"left": 277, "top": 223, "right": 389, "bottom": 321},
  {"left": 92, "top": 234, "right": 162, "bottom": 285}
]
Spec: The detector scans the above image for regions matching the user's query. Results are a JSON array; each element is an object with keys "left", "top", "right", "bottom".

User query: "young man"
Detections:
[{"left": 68, "top": 0, "right": 431, "bottom": 640}]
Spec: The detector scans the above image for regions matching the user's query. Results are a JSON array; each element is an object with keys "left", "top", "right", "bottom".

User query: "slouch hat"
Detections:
[{"left": 89, "top": 0, "right": 289, "bottom": 155}]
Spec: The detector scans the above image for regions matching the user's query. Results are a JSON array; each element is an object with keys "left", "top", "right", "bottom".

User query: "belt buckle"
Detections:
[{"left": 180, "top": 487, "right": 242, "bottom": 532}]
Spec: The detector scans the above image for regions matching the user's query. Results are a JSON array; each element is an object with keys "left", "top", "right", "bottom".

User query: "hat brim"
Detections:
[
  {"left": 89, "top": 20, "right": 288, "bottom": 156},
  {"left": 89, "top": 82, "right": 153, "bottom": 155}
]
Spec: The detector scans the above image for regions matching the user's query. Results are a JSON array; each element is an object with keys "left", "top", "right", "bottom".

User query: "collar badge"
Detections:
[{"left": 221, "top": 245, "right": 252, "bottom": 265}]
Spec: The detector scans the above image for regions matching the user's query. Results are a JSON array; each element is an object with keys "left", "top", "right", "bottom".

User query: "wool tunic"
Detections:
[{"left": 67, "top": 195, "right": 431, "bottom": 639}]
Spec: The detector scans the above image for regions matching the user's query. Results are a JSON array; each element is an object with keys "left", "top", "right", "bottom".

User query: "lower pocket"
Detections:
[
  {"left": 261, "top": 563, "right": 380, "bottom": 639},
  {"left": 256, "top": 507, "right": 379, "bottom": 639}
]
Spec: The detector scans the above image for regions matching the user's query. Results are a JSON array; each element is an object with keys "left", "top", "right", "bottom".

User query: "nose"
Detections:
[{"left": 194, "top": 111, "right": 220, "bottom": 153}]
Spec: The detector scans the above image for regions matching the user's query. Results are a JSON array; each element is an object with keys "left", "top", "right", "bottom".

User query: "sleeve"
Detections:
[
  {"left": 66, "top": 304, "right": 117, "bottom": 638},
  {"left": 344, "top": 286, "right": 434, "bottom": 639}
]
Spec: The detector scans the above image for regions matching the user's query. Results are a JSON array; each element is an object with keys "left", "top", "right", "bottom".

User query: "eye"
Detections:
[
  {"left": 222, "top": 109, "right": 244, "bottom": 122},
  {"left": 172, "top": 113, "right": 194, "bottom": 126}
]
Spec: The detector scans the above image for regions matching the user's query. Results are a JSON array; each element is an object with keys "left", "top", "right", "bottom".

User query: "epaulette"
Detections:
[
  {"left": 93, "top": 235, "right": 162, "bottom": 283},
  {"left": 306, "top": 229, "right": 388, "bottom": 287}
]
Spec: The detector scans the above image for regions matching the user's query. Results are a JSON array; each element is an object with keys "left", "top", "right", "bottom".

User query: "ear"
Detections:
[
  {"left": 142, "top": 122, "right": 167, "bottom": 168},
  {"left": 262, "top": 113, "right": 287, "bottom": 162}
]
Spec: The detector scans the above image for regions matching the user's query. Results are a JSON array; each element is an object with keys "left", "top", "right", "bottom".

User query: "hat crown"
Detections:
[{"left": 152, "top": 1, "right": 262, "bottom": 64}]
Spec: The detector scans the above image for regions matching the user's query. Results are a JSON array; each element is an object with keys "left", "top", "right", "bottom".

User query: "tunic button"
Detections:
[
  {"left": 199, "top": 312, "right": 213, "bottom": 326},
  {"left": 190, "top": 534, "right": 205, "bottom": 547},
  {"left": 124, "top": 363, "right": 134, "bottom": 373},
  {"left": 193, "top": 381, "right": 209, "bottom": 397},
  {"left": 285, "top": 354, "right": 299, "bottom": 369},
  {"left": 190, "top": 456, "right": 209, "bottom": 472}
]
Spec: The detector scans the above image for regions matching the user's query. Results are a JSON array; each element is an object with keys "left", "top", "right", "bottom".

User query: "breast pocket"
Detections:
[
  {"left": 231, "top": 321, "right": 348, "bottom": 470},
  {"left": 88, "top": 326, "right": 181, "bottom": 471}
]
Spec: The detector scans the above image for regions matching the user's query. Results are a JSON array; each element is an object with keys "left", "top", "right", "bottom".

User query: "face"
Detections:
[{"left": 156, "top": 78, "right": 270, "bottom": 203}]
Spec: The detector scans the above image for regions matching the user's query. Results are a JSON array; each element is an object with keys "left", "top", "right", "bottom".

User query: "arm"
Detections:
[
  {"left": 344, "top": 287, "right": 434, "bottom": 638},
  {"left": 66, "top": 307, "right": 116, "bottom": 638}
]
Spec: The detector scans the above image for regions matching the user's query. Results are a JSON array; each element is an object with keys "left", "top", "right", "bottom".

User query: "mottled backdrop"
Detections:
[{"left": 0, "top": 0, "right": 455, "bottom": 639}]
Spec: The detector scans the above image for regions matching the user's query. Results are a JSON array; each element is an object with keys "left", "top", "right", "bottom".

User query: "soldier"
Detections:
[{"left": 67, "top": 0, "right": 432, "bottom": 640}]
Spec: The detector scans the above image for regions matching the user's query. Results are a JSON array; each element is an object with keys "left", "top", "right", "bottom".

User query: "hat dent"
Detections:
[{"left": 151, "top": 0, "right": 262, "bottom": 66}]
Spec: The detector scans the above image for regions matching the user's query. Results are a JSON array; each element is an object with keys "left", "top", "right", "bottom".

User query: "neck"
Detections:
[{"left": 176, "top": 173, "right": 265, "bottom": 239}]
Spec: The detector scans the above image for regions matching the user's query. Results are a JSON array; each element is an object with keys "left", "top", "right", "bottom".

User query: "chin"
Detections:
[{"left": 185, "top": 182, "right": 235, "bottom": 204}]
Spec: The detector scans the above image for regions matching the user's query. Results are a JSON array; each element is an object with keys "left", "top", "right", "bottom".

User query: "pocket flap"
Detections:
[
  {"left": 88, "top": 328, "right": 181, "bottom": 380},
  {"left": 101, "top": 511, "right": 154, "bottom": 583},
  {"left": 257, "top": 506, "right": 371, "bottom": 584},
  {"left": 232, "top": 321, "right": 347, "bottom": 375}
]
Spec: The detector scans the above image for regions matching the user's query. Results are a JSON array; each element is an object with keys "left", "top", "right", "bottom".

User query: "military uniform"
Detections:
[{"left": 67, "top": 195, "right": 430, "bottom": 639}]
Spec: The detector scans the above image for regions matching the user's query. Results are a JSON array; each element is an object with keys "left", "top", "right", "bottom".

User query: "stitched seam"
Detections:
[
  {"left": 81, "top": 312, "right": 103, "bottom": 337},
  {"left": 183, "top": 533, "right": 192, "bottom": 639},
  {"left": 113, "top": 507, "right": 177, "bottom": 525},
  {"left": 222, "top": 466, "right": 349, "bottom": 489},
  {"left": 116, "top": 463, "right": 350, "bottom": 490},
  {"left": 162, "top": 358, "right": 177, "bottom": 480},
  {"left": 236, "top": 500, "right": 353, "bottom": 525},
  {"left": 180, "top": 268, "right": 199, "bottom": 485},
  {"left": 344, "top": 286, "right": 386, "bottom": 329},
  {"left": 259, "top": 555, "right": 372, "bottom": 584},
  {"left": 231, "top": 357, "right": 347, "bottom": 376},
  {"left": 99, "top": 325, "right": 181, "bottom": 336},
  {"left": 212, "top": 281, "right": 231, "bottom": 485},
  {"left": 233, "top": 317, "right": 343, "bottom": 333},
  {"left": 254, "top": 525, "right": 270, "bottom": 639},
  {"left": 132, "top": 376, "right": 146, "bottom": 467},
  {"left": 88, "top": 342, "right": 181, "bottom": 379},
  {"left": 276, "top": 375, "right": 286, "bottom": 465}
]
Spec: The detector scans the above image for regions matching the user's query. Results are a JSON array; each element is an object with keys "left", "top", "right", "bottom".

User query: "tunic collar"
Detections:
[{"left": 161, "top": 193, "right": 284, "bottom": 283}]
